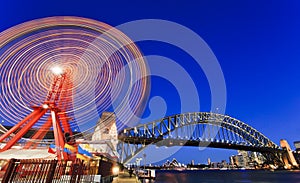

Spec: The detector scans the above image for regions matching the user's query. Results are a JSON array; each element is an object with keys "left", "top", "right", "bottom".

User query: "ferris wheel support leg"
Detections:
[
  {"left": 0, "top": 108, "right": 47, "bottom": 152},
  {"left": 51, "top": 110, "right": 67, "bottom": 160},
  {"left": 0, "top": 109, "right": 40, "bottom": 143},
  {"left": 58, "top": 112, "right": 72, "bottom": 136},
  {"left": 24, "top": 117, "right": 52, "bottom": 149}
]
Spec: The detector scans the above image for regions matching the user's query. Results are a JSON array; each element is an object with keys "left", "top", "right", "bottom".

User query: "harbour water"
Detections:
[{"left": 153, "top": 170, "right": 300, "bottom": 183}]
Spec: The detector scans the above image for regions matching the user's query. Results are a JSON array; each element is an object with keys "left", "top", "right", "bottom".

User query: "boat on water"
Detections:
[
  {"left": 136, "top": 169, "right": 156, "bottom": 180},
  {"left": 220, "top": 167, "right": 228, "bottom": 170}
]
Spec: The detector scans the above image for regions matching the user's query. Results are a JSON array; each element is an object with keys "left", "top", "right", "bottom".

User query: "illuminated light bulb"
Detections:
[
  {"left": 51, "top": 66, "right": 63, "bottom": 75},
  {"left": 112, "top": 166, "right": 120, "bottom": 175},
  {"left": 42, "top": 104, "right": 49, "bottom": 109}
]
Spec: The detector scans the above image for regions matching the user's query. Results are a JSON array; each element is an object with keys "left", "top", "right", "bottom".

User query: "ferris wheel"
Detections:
[{"left": 0, "top": 16, "right": 150, "bottom": 159}]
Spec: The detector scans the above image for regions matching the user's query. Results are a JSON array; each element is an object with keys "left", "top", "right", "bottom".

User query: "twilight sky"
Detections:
[{"left": 0, "top": 0, "right": 299, "bottom": 164}]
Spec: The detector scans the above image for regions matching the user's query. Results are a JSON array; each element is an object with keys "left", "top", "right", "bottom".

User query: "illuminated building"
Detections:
[
  {"left": 293, "top": 141, "right": 300, "bottom": 164},
  {"left": 294, "top": 141, "right": 300, "bottom": 152},
  {"left": 231, "top": 154, "right": 246, "bottom": 168},
  {"left": 91, "top": 112, "right": 118, "bottom": 158}
]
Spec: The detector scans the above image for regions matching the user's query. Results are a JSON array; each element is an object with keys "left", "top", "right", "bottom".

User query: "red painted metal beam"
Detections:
[
  {"left": 0, "top": 108, "right": 47, "bottom": 152},
  {"left": 51, "top": 110, "right": 68, "bottom": 160},
  {"left": 58, "top": 112, "right": 72, "bottom": 135},
  {"left": 0, "top": 109, "right": 40, "bottom": 143},
  {"left": 23, "top": 117, "right": 52, "bottom": 149},
  {"left": 57, "top": 73, "right": 73, "bottom": 136}
]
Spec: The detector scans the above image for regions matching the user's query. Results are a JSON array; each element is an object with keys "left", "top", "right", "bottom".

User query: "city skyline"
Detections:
[{"left": 0, "top": 1, "right": 299, "bottom": 164}]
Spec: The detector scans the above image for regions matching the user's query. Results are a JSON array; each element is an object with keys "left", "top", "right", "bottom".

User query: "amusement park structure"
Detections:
[
  {"left": 0, "top": 16, "right": 150, "bottom": 163},
  {"left": 0, "top": 67, "right": 73, "bottom": 160}
]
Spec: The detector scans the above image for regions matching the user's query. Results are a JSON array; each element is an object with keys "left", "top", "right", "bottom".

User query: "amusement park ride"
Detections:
[
  {"left": 0, "top": 17, "right": 149, "bottom": 162},
  {"left": 0, "top": 66, "right": 73, "bottom": 160}
]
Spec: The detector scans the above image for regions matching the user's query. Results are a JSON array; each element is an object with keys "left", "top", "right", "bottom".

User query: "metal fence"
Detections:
[{"left": 1, "top": 158, "right": 101, "bottom": 183}]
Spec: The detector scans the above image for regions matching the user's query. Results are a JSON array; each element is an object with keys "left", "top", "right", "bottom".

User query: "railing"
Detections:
[{"left": 1, "top": 158, "right": 100, "bottom": 183}]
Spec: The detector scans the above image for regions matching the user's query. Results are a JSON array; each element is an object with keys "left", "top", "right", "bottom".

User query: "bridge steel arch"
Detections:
[{"left": 117, "top": 112, "right": 282, "bottom": 164}]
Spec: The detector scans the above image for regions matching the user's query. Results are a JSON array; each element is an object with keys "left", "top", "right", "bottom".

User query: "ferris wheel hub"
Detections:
[{"left": 51, "top": 66, "right": 64, "bottom": 75}]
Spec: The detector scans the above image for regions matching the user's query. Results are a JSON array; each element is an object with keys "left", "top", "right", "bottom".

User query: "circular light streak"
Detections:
[{"left": 0, "top": 16, "right": 150, "bottom": 132}]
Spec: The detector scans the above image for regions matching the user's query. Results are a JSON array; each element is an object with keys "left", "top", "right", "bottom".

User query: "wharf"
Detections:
[{"left": 112, "top": 170, "right": 139, "bottom": 183}]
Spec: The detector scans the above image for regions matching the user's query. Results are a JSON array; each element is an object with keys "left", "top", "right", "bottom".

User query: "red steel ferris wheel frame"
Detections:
[{"left": 0, "top": 70, "right": 74, "bottom": 160}]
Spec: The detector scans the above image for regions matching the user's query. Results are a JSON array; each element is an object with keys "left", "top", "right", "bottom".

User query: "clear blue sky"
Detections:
[{"left": 1, "top": 0, "right": 299, "bottom": 164}]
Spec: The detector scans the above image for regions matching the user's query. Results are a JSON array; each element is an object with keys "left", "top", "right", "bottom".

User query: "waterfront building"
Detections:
[
  {"left": 249, "top": 152, "right": 263, "bottom": 164},
  {"left": 206, "top": 160, "right": 228, "bottom": 169},
  {"left": 210, "top": 162, "right": 218, "bottom": 169},
  {"left": 231, "top": 154, "right": 246, "bottom": 168},
  {"left": 230, "top": 151, "right": 265, "bottom": 169},
  {"left": 162, "top": 158, "right": 186, "bottom": 169},
  {"left": 220, "top": 160, "right": 228, "bottom": 168},
  {"left": 238, "top": 150, "right": 249, "bottom": 165}
]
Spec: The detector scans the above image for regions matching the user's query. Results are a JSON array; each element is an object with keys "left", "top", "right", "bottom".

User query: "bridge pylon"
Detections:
[{"left": 280, "top": 139, "right": 299, "bottom": 169}]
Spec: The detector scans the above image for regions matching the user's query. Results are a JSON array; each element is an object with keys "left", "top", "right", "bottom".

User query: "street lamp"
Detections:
[
  {"left": 136, "top": 158, "right": 142, "bottom": 167},
  {"left": 143, "top": 153, "right": 146, "bottom": 169}
]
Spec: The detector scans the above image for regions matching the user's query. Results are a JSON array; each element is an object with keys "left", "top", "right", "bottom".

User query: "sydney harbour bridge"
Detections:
[{"left": 116, "top": 112, "right": 297, "bottom": 168}]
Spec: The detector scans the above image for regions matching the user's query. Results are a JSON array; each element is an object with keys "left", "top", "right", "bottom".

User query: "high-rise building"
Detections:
[
  {"left": 191, "top": 160, "right": 194, "bottom": 166},
  {"left": 207, "top": 158, "right": 211, "bottom": 166},
  {"left": 220, "top": 160, "right": 228, "bottom": 168},
  {"left": 229, "top": 156, "right": 235, "bottom": 166},
  {"left": 231, "top": 154, "right": 246, "bottom": 168},
  {"left": 249, "top": 152, "right": 264, "bottom": 165},
  {"left": 294, "top": 141, "right": 300, "bottom": 164},
  {"left": 238, "top": 150, "right": 249, "bottom": 167},
  {"left": 294, "top": 141, "right": 300, "bottom": 151}
]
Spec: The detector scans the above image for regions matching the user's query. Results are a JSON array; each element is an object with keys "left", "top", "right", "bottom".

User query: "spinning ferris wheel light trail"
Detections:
[{"left": 0, "top": 16, "right": 150, "bottom": 159}]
